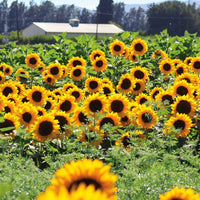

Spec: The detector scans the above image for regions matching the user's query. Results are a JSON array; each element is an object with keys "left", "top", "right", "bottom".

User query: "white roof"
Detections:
[{"left": 32, "top": 22, "right": 124, "bottom": 34}]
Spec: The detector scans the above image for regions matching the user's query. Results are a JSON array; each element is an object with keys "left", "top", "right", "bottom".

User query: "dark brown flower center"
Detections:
[
  {"left": 50, "top": 66, "right": 59, "bottom": 75},
  {"left": 29, "top": 57, "right": 37, "bottom": 65},
  {"left": 45, "top": 101, "right": 52, "bottom": 110},
  {"left": 133, "top": 83, "right": 141, "bottom": 91},
  {"left": 5, "top": 68, "right": 10, "bottom": 73},
  {"left": 135, "top": 43, "right": 144, "bottom": 52},
  {"left": 60, "top": 100, "right": 72, "bottom": 112},
  {"left": 38, "top": 111, "right": 43, "bottom": 116},
  {"left": 131, "top": 55, "right": 137, "bottom": 61},
  {"left": 152, "top": 90, "right": 159, "bottom": 99},
  {"left": 163, "top": 63, "right": 171, "bottom": 71},
  {"left": 121, "top": 116, "right": 128, "bottom": 122},
  {"left": 32, "top": 91, "right": 42, "bottom": 102},
  {"left": 0, "top": 119, "right": 15, "bottom": 134},
  {"left": 89, "top": 81, "right": 98, "bottom": 90},
  {"left": 55, "top": 115, "right": 68, "bottom": 131},
  {"left": 122, "top": 136, "right": 131, "bottom": 147},
  {"left": 186, "top": 59, "right": 191, "bottom": 65},
  {"left": 142, "top": 113, "right": 152, "bottom": 123},
  {"left": 38, "top": 121, "right": 53, "bottom": 136},
  {"left": 174, "top": 120, "right": 185, "bottom": 130},
  {"left": 182, "top": 78, "right": 191, "bottom": 83},
  {"left": 121, "top": 78, "right": 131, "bottom": 89},
  {"left": 176, "top": 67, "right": 183, "bottom": 75},
  {"left": 4, "top": 106, "right": 11, "bottom": 113},
  {"left": 103, "top": 87, "right": 111, "bottom": 95},
  {"left": 100, "top": 117, "right": 114, "bottom": 128},
  {"left": 111, "top": 100, "right": 124, "bottom": 113},
  {"left": 3, "top": 87, "right": 13, "bottom": 97},
  {"left": 72, "top": 91, "right": 80, "bottom": 99},
  {"left": 96, "top": 60, "right": 103, "bottom": 68},
  {"left": 114, "top": 45, "right": 121, "bottom": 52},
  {"left": 73, "top": 69, "right": 81, "bottom": 77},
  {"left": 73, "top": 60, "right": 82, "bottom": 67},
  {"left": 68, "top": 178, "right": 101, "bottom": 192},
  {"left": 47, "top": 77, "right": 52, "bottom": 83},
  {"left": 22, "top": 112, "right": 32, "bottom": 123},
  {"left": 176, "top": 86, "right": 188, "bottom": 96},
  {"left": 0, "top": 66, "right": 4, "bottom": 71},
  {"left": 176, "top": 100, "right": 191, "bottom": 115},
  {"left": 94, "top": 53, "right": 100, "bottom": 59},
  {"left": 22, "top": 97, "right": 29, "bottom": 103},
  {"left": 89, "top": 100, "right": 102, "bottom": 112},
  {"left": 78, "top": 112, "right": 89, "bottom": 124},
  {"left": 139, "top": 97, "right": 147, "bottom": 104},
  {"left": 0, "top": 76, "right": 2, "bottom": 81},
  {"left": 193, "top": 61, "right": 200, "bottom": 69},
  {"left": 134, "top": 70, "right": 144, "bottom": 79},
  {"left": 162, "top": 95, "right": 174, "bottom": 105}
]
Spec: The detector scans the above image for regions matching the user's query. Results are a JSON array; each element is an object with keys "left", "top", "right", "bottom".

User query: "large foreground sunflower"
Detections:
[
  {"left": 31, "top": 115, "right": 60, "bottom": 142},
  {"left": 131, "top": 38, "right": 148, "bottom": 56},
  {"left": 109, "top": 40, "right": 125, "bottom": 56},
  {"left": 163, "top": 113, "right": 192, "bottom": 138},
  {"left": 51, "top": 158, "right": 118, "bottom": 197}
]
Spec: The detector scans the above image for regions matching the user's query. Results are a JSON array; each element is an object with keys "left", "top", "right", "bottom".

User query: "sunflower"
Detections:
[
  {"left": 163, "top": 113, "right": 192, "bottom": 138},
  {"left": 46, "top": 91, "right": 57, "bottom": 101},
  {"left": 85, "top": 77, "right": 102, "bottom": 93},
  {"left": 122, "top": 46, "right": 130, "bottom": 59},
  {"left": 17, "top": 102, "right": 38, "bottom": 127},
  {"left": 60, "top": 65, "right": 69, "bottom": 80},
  {"left": 159, "top": 58, "right": 175, "bottom": 75},
  {"left": 159, "top": 186, "right": 197, "bottom": 200},
  {"left": 136, "top": 105, "right": 158, "bottom": 129},
  {"left": 42, "top": 70, "right": 48, "bottom": 77},
  {"left": 172, "top": 80, "right": 194, "bottom": 97},
  {"left": 101, "top": 78, "right": 113, "bottom": 86},
  {"left": 152, "top": 49, "right": 168, "bottom": 59},
  {"left": 116, "top": 73, "right": 135, "bottom": 94},
  {"left": 0, "top": 63, "right": 6, "bottom": 72},
  {"left": 130, "top": 66, "right": 149, "bottom": 82},
  {"left": 51, "top": 158, "right": 117, "bottom": 197},
  {"left": 175, "top": 72, "right": 195, "bottom": 85},
  {"left": 174, "top": 63, "right": 189, "bottom": 76},
  {"left": 3, "top": 64, "right": 13, "bottom": 76},
  {"left": 83, "top": 93, "right": 108, "bottom": 116},
  {"left": 52, "top": 88, "right": 62, "bottom": 97},
  {"left": 97, "top": 112, "right": 121, "bottom": 130},
  {"left": 6, "top": 93, "right": 21, "bottom": 106},
  {"left": 44, "top": 74, "right": 57, "bottom": 85},
  {"left": 120, "top": 112, "right": 133, "bottom": 127},
  {"left": 14, "top": 82, "right": 25, "bottom": 95},
  {"left": 184, "top": 56, "right": 193, "bottom": 66},
  {"left": 27, "top": 86, "right": 47, "bottom": 106},
  {"left": 56, "top": 95, "right": 77, "bottom": 114},
  {"left": 135, "top": 93, "right": 149, "bottom": 105},
  {"left": 132, "top": 79, "right": 146, "bottom": 95},
  {"left": 37, "top": 62, "right": 45, "bottom": 72},
  {"left": 78, "top": 124, "right": 104, "bottom": 147},
  {"left": 109, "top": 40, "right": 125, "bottom": 56},
  {"left": 102, "top": 83, "right": 115, "bottom": 96},
  {"left": 47, "top": 63, "right": 63, "bottom": 79},
  {"left": 92, "top": 56, "right": 107, "bottom": 72},
  {"left": 89, "top": 49, "right": 105, "bottom": 62},
  {"left": 44, "top": 98, "right": 56, "bottom": 111},
  {"left": 156, "top": 90, "right": 175, "bottom": 106},
  {"left": 171, "top": 95, "right": 196, "bottom": 117},
  {"left": 172, "top": 59, "right": 182, "bottom": 67},
  {"left": 116, "top": 132, "right": 132, "bottom": 151},
  {"left": 189, "top": 57, "right": 200, "bottom": 73},
  {"left": 37, "top": 184, "right": 116, "bottom": 200},
  {"left": 67, "top": 87, "right": 85, "bottom": 102},
  {"left": 2, "top": 100, "right": 15, "bottom": 114},
  {"left": 15, "top": 68, "right": 29, "bottom": 82},
  {"left": 67, "top": 57, "right": 86, "bottom": 69},
  {"left": 0, "top": 113, "right": 20, "bottom": 136},
  {"left": 128, "top": 51, "right": 138, "bottom": 62},
  {"left": 70, "top": 66, "right": 86, "bottom": 81},
  {"left": 36, "top": 107, "right": 46, "bottom": 117},
  {"left": 0, "top": 81, "right": 18, "bottom": 97},
  {"left": 0, "top": 71, "right": 5, "bottom": 84},
  {"left": 25, "top": 53, "right": 41, "bottom": 68},
  {"left": 108, "top": 94, "right": 129, "bottom": 117},
  {"left": 150, "top": 87, "right": 164, "bottom": 101},
  {"left": 72, "top": 107, "right": 90, "bottom": 127},
  {"left": 131, "top": 38, "right": 148, "bottom": 56},
  {"left": 63, "top": 83, "right": 77, "bottom": 93}
]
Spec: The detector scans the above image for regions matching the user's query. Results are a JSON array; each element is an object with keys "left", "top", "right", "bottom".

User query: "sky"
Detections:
[{"left": 7, "top": 0, "right": 189, "bottom": 10}]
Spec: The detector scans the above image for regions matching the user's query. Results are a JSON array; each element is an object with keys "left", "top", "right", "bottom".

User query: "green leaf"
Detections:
[{"left": 0, "top": 126, "right": 15, "bottom": 132}]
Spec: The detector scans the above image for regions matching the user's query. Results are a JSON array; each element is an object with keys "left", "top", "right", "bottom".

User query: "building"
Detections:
[{"left": 22, "top": 19, "right": 124, "bottom": 37}]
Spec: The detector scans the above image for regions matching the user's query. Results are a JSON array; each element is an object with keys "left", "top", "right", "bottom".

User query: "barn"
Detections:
[{"left": 22, "top": 19, "right": 124, "bottom": 37}]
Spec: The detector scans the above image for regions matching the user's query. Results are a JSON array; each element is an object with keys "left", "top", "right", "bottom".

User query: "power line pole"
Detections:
[
  {"left": 16, "top": 0, "right": 19, "bottom": 42},
  {"left": 3, "top": 0, "right": 8, "bottom": 44}
]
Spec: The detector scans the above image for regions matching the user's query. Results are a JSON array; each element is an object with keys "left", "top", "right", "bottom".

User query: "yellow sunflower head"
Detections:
[
  {"left": 89, "top": 49, "right": 105, "bottom": 62},
  {"left": 70, "top": 66, "right": 86, "bottom": 81},
  {"left": 152, "top": 49, "right": 168, "bottom": 59},
  {"left": 189, "top": 57, "right": 200, "bottom": 73},
  {"left": 72, "top": 107, "right": 90, "bottom": 127},
  {"left": 63, "top": 82, "right": 77, "bottom": 93},
  {"left": 85, "top": 77, "right": 102, "bottom": 93},
  {"left": 3, "top": 64, "right": 13, "bottom": 76},
  {"left": 131, "top": 38, "right": 148, "bottom": 56},
  {"left": 44, "top": 74, "right": 57, "bottom": 85},
  {"left": 67, "top": 87, "right": 85, "bottom": 102},
  {"left": 0, "top": 80, "right": 18, "bottom": 97},
  {"left": 156, "top": 90, "right": 175, "bottom": 106},
  {"left": 132, "top": 79, "right": 146, "bottom": 95},
  {"left": 120, "top": 112, "right": 133, "bottom": 127},
  {"left": 51, "top": 158, "right": 118, "bottom": 197},
  {"left": 109, "top": 40, "right": 125, "bottom": 56},
  {"left": 47, "top": 63, "right": 63, "bottom": 79},
  {"left": 102, "top": 83, "right": 115, "bottom": 96},
  {"left": 25, "top": 53, "right": 41, "bottom": 68},
  {"left": 92, "top": 56, "right": 108, "bottom": 72},
  {"left": 67, "top": 57, "right": 86, "bottom": 69},
  {"left": 115, "top": 132, "right": 132, "bottom": 151},
  {"left": 122, "top": 46, "right": 130, "bottom": 59},
  {"left": 31, "top": 115, "right": 60, "bottom": 142},
  {"left": 128, "top": 51, "right": 138, "bottom": 62},
  {"left": 150, "top": 87, "right": 164, "bottom": 101},
  {"left": 135, "top": 93, "right": 149, "bottom": 105},
  {"left": 184, "top": 56, "right": 193, "bottom": 66},
  {"left": 174, "top": 63, "right": 189, "bottom": 76},
  {"left": 130, "top": 66, "right": 149, "bottom": 82},
  {"left": 44, "top": 98, "right": 56, "bottom": 111},
  {"left": 15, "top": 68, "right": 29, "bottom": 82},
  {"left": 37, "top": 62, "right": 45, "bottom": 73},
  {"left": 159, "top": 58, "right": 175, "bottom": 75},
  {"left": 2, "top": 100, "right": 16, "bottom": 114}
]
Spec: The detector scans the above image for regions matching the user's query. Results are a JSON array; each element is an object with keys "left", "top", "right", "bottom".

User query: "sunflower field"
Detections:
[{"left": 0, "top": 29, "right": 200, "bottom": 200}]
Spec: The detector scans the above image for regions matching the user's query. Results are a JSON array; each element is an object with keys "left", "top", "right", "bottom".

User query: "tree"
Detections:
[
  {"left": 147, "top": 1, "right": 200, "bottom": 36},
  {"left": 97, "top": 0, "right": 113, "bottom": 23},
  {"left": 113, "top": 2, "right": 125, "bottom": 27},
  {"left": 80, "top": 8, "right": 91, "bottom": 23}
]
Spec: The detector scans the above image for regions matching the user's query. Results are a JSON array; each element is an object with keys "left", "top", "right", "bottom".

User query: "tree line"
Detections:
[{"left": 0, "top": 0, "right": 200, "bottom": 36}]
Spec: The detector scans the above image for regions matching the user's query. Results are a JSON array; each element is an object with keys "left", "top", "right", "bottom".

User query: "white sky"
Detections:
[{"left": 8, "top": 0, "right": 189, "bottom": 10}]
